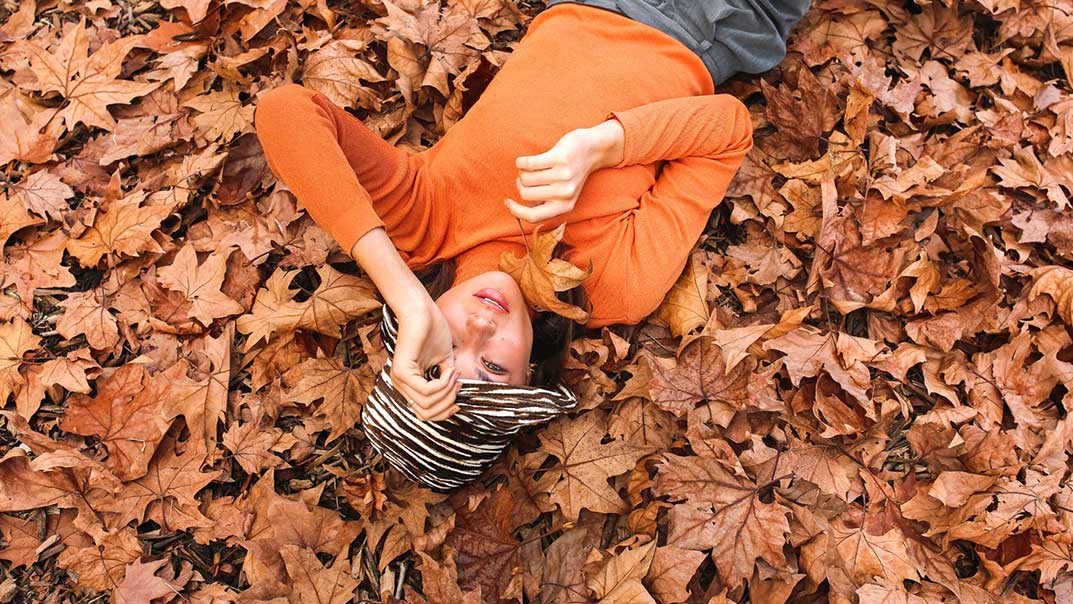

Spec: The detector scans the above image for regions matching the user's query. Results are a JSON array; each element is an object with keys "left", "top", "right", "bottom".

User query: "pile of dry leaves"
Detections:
[{"left": 1, "top": 0, "right": 1072, "bottom": 601}]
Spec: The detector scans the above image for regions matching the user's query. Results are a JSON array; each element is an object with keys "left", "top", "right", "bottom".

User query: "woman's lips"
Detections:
[{"left": 474, "top": 288, "right": 510, "bottom": 314}]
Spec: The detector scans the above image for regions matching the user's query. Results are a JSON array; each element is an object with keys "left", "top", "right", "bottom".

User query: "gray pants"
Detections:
[{"left": 544, "top": 0, "right": 812, "bottom": 85}]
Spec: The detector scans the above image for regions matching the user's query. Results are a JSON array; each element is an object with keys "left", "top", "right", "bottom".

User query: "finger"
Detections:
[
  {"left": 412, "top": 383, "right": 460, "bottom": 420},
  {"left": 426, "top": 404, "right": 461, "bottom": 422},
  {"left": 516, "top": 181, "right": 575, "bottom": 203},
  {"left": 506, "top": 198, "right": 573, "bottom": 223},
  {"left": 518, "top": 169, "right": 566, "bottom": 188},
  {"left": 516, "top": 151, "right": 559, "bottom": 171},
  {"left": 408, "top": 369, "right": 459, "bottom": 411},
  {"left": 398, "top": 366, "right": 455, "bottom": 397},
  {"left": 392, "top": 370, "right": 450, "bottom": 413}
]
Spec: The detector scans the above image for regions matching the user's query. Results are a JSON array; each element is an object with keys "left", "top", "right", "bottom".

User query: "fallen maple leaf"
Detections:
[
  {"left": 111, "top": 558, "right": 175, "bottom": 604},
  {"left": 279, "top": 545, "right": 361, "bottom": 604},
  {"left": 654, "top": 254, "right": 709, "bottom": 338},
  {"left": 156, "top": 244, "right": 245, "bottom": 326},
  {"left": 499, "top": 223, "right": 591, "bottom": 323},
  {"left": 653, "top": 452, "right": 790, "bottom": 589},
  {"left": 7, "top": 19, "right": 160, "bottom": 131},
  {"left": 536, "top": 409, "right": 652, "bottom": 521},
  {"left": 59, "top": 364, "right": 173, "bottom": 481},
  {"left": 643, "top": 337, "right": 754, "bottom": 418},
  {"left": 236, "top": 265, "right": 381, "bottom": 349},
  {"left": 284, "top": 356, "right": 375, "bottom": 441}
]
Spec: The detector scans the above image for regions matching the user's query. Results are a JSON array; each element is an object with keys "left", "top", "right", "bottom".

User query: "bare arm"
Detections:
[{"left": 350, "top": 228, "right": 461, "bottom": 421}]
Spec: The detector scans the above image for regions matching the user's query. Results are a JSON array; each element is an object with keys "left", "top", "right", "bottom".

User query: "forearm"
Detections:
[
  {"left": 349, "top": 228, "right": 429, "bottom": 313},
  {"left": 603, "top": 95, "right": 753, "bottom": 167}
]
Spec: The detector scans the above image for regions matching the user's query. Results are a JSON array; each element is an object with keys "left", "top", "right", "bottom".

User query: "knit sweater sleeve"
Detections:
[
  {"left": 581, "top": 95, "right": 754, "bottom": 327},
  {"left": 605, "top": 94, "right": 753, "bottom": 167},
  {"left": 254, "top": 84, "right": 393, "bottom": 255}
]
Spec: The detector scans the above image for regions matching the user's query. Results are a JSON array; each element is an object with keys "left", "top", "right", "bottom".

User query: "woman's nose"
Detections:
[{"left": 466, "top": 313, "right": 496, "bottom": 339}]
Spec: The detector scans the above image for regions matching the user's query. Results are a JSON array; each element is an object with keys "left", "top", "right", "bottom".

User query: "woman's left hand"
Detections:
[{"left": 506, "top": 123, "right": 620, "bottom": 223}]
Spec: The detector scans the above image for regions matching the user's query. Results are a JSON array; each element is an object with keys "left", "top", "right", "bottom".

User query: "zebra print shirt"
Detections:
[{"left": 359, "top": 305, "right": 577, "bottom": 491}]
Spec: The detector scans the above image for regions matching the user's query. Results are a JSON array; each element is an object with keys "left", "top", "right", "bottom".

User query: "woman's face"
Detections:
[{"left": 435, "top": 271, "right": 533, "bottom": 385}]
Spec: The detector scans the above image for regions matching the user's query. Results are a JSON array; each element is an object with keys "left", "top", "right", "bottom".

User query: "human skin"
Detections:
[
  {"left": 435, "top": 270, "right": 533, "bottom": 387},
  {"left": 350, "top": 119, "right": 625, "bottom": 421}
]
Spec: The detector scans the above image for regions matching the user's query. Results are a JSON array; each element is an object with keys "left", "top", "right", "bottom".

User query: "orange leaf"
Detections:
[{"left": 498, "top": 223, "right": 591, "bottom": 322}]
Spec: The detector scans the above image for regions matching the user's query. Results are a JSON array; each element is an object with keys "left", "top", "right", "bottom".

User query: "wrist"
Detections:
[
  {"left": 587, "top": 118, "right": 625, "bottom": 171},
  {"left": 349, "top": 227, "right": 431, "bottom": 312}
]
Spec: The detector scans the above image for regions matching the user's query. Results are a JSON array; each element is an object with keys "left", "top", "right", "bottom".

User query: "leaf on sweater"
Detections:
[{"left": 499, "top": 223, "right": 591, "bottom": 323}]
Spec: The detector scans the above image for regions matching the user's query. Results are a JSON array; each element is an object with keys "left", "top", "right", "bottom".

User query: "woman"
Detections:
[{"left": 254, "top": 0, "right": 808, "bottom": 489}]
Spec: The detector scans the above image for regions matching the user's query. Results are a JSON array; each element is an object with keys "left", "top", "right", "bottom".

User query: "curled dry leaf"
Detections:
[{"left": 499, "top": 223, "right": 591, "bottom": 322}]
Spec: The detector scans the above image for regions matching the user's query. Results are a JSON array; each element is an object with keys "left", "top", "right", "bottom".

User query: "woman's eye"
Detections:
[{"left": 483, "top": 359, "right": 506, "bottom": 374}]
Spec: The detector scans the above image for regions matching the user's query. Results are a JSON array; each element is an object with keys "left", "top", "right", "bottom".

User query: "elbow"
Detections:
[
  {"left": 254, "top": 83, "right": 319, "bottom": 145},
  {"left": 726, "top": 97, "right": 754, "bottom": 155},
  {"left": 704, "top": 95, "right": 754, "bottom": 158}
]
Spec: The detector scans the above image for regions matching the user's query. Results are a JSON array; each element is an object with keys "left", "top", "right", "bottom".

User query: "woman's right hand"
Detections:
[
  {"left": 348, "top": 227, "right": 461, "bottom": 422},
  {"left": 389, "top": 296, "right": 461, "bottom": 421}
]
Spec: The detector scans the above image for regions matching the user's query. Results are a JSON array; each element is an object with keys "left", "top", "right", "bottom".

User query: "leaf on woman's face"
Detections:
[{"left": 499, "top": 223, "right": 591, "bottom": 323}]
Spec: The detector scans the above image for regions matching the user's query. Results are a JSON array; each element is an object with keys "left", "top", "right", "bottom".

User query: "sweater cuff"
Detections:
[
  {"left": 605, "top": 110, "right": 636, "bottom": 168},
  {"left": 333, "top": 209, "right": 386, "bottom": 258}
]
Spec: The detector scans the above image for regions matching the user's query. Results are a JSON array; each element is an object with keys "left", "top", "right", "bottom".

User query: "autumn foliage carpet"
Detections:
[{"left": 1, "top": 0, "right": 1073, "bottom": 601}]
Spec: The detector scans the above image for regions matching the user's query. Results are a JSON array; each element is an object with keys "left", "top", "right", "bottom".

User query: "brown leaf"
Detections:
[
  {"left": 445, "top": 487, "right": 522, "bottom": 603},
  {"left": 236, "top": 265, "right": 381, "bottom": 349},
  {"left": 112, "top": 558, "right": 175, "bottom": 604},
  {"left": 56, "top": 290, "right": 121, "bottom": 351},
  {"left": 0, "top": 317, "right": 39, "bottom": 404},
  {"left": 56, "top": 528, "right": 142, "bottom": 592},
  {"left": 156, "top": 244, "right": 245, "bottom": 326},
  {"left": 279, "top": 545, "right": 361, "bottom": 604},
  {"left": 644, "top": 337, "right": 753, "bottom": 418},
  {"left": 99, "top": 435, "right": 221, "bottom": 531},
  {"left": 1028, "top": 265, "right": 1073, "bottom": 326},
  {"left": 760, "top": 66, "right": 843, "bottom": 160},
  {"left": 540, "top": 519, "right": 601, "bottom": 604},
  {"left": 65, "top": 190, "right": 172, "bottom": 267},
  {"left": 653, "top": 453, "right": 790, "bottom": 589},
  {"left": 584, "top": 538, "right": 656, "bottom": 604},
  {"left": 499, "top": 223, "right": 591, "bottom": 323},
  {"left": 0, "top": 513, "right": 43, "bottom": 568},
  {"left": 284, "top": 357, "right": 375, "bottom": 441},
  {"left": 303, "top": 39, "right": 388, "bottom": 110},
  {"left": 654, "top": 254, "right": 708, "bottom": 338},
  {"left": 8, "top": 21, "right": 160, "bottom": 131},
  {"left": 537, "top": 409, "right": 652, "bottom": 521},
  {"left": 645, "top": 545, "right": 705, "bottom": 604},
  {"left": 59, "top": 364, "right": 173, "bottom": 481}
]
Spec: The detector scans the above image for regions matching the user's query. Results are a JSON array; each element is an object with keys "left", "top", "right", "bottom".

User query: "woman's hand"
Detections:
[
  {"left": 348, "top": 227, "right": 460, "bottom": 421},
  {"left": 390, "top": 295, "right": 461, "bottom": 421},
  {"left": 506, "top": 119, "right": 625, "bottom": 223}
]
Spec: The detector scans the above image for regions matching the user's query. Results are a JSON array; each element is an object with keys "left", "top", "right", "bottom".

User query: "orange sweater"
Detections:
[{"left": 255, "top": 3, "right": 753, "bottom": 327}]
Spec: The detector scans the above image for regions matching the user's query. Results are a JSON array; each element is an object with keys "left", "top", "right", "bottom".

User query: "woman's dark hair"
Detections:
[{"left": 414, "top": 248, "right": 588, "bottom": 389}]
